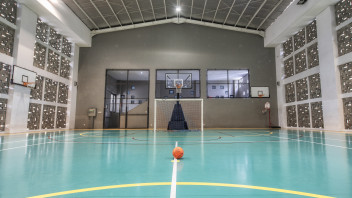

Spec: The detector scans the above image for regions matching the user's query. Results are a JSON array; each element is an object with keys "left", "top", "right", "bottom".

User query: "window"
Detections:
[
  {"left": 156, "top": 70, "right": 200, "bottom": 98},
  {"left": 110, "top": 93, "right": 116, "bottom": 112},
  {"left": 207, "top": 70, "right": 250, "bottom": 98}
]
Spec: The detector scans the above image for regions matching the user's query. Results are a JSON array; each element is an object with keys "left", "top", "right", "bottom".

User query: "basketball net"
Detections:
[{"left": 176, "top": 83, "right": 182, "bottom": 94}]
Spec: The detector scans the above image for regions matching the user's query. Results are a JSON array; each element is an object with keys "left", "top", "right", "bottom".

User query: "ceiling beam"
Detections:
[
  {"left": 150, "top": 0, "right": 156, "bottom": 21},
  {"left": 257, "top": 0, "right": 284, "bottom": 30},
  {"left": 201, "top": 0, "right": 208, "bottom": 21},
  {"left": 235, "top": 0, "right": 251, "bottom": 26},
  {"left": 73, "top": 0, "right": 99, "bottom": 29},
  {"left": 223, "top": 0, "right": 236, "bottom": 25},
  {"left": 212, "top": 0, "right": 222, "bottom": 23},
  {"left": 164, "top": 0, "right": 167, "bottom": 19},
  {"left": 90, "top": 0, "right": 111, "bottom": 28},
  {"left": 121, "top": 0, "right": 134, "bottom": 24},
  {"left": 135, "top": 0, "right": 145, "bottom": 22},
  {"left": 246, "top": 0, "right": 267, "bottom": 28},
  {"left": 190, "top": 0, "right": 194, "bottom": 19},
  {"left": 106, "top": 0, "right": 122, "bottom": 26}
]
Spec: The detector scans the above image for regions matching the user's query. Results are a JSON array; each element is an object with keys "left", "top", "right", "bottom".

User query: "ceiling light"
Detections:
[{"left": 176, "top": 6, "right": 181, "bottom": 12}]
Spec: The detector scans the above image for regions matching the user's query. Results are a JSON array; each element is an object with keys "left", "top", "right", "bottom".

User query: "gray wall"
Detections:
[{"left": 76, "top": 23, "right": 277, "bottom": 128}]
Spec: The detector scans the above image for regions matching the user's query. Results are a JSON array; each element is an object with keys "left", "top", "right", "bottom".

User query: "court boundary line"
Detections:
[
  {"left": 26, "top": 182, "right": 335, "bottom": 198},
  {"left": 170, "top": 142, "right": 178, "bottom": 198}
]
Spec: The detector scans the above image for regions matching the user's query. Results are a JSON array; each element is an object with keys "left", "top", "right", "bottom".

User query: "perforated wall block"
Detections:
[
  {"left": 42, "top": 105, "right": 55, "bottom": 129},
  {"left": 0, "top": 21, "right": 15, "bottom": 56},
  {"left": 335, "top": 0, "right": 352, "bottom": 26},
  {"left": 56, "top": 106, "right": 67, "bottom": 128},
  {"left": 35, "top": 18, "right": 49, "bottom": 43},
  {"left": 49, "top": 28, "right": 61, "bottom": 51},
  {"left": 307, "top": 43, "right": 319, "bottom": 69},
  {"left": 309, "top": 73, "right": 322, "bottom": 99},
  {"left": 44, "top": 78, "right": 58, "bottom": 102},
  {"left": 296, "top": 78, "right": 308, "bottom": 101},
  {"left": 343, "top": 97, "right": 352, "bottom": 129},
  {"left": 58, "top": 83, "right": 68, "bottom": 104},
  {"left": 306, "top": 20, "right": 317, "bottom": 43},
  {"left": 61, "top": 37, "right": 72, "bottom": 57},
  {"left": 284, "top": 57, "right": 294, "bottom": 78},
  {"left": 283, "top": 37, "right": 293, "bottom": 57},
  {"left": 285, "top": 82, "right": 295, "bottom": 103},
  {"left": 294, "top": 28, "right": 306, "bottom": 51},
  {"left": 286, "top": 105, "right": 297, "bottom": 127},
  {"left": 0, "top": 62, "right": 10, "bottom": 94},
  {"left": 30, "top": 75, "right": 44, "bottom": 100},
  {"left": 339, "top": 62, "right": 352, "bottom": 93},
  {"left": 295, "top": 50, "right": 307, "bottom": 74},
  {"left": 0, "top": 0, "right": 17, "bottom": 24},
  {"left": 298, "top": 103, "right": 310, "bottom": 128},
  {"left": 311, "top": 101, "right": 324, "bottom": 128},
  {"left": 33, "top": 42, "right": 46, "bottom": 70},
  {"left": 27, "top": 103, "right": 41, "bottom": 130},
  {"left": 47, "top": 49, "right": 60, "bottom": 75},
  {"left": 60, "top": 57, "right": 71, "bottom": 79},
  {"left": 337, "top": 22, "right": 352, "bottom": 56},
  {"left": 0, "top": 98, "right": 7, "bottom": 131}
]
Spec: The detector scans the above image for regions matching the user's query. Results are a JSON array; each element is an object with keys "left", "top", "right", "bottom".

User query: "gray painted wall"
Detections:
[{"left": 76, "top": 23, "right": 277, "bottom": 129}]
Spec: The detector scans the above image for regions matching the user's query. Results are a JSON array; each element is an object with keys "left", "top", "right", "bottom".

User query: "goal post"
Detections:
[{"left": 154, "top": 99, "right": 203, "bottom": 132}]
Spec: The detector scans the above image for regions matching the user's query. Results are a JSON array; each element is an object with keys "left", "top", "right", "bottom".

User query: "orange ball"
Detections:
[{"left": 172, "top": 147, "right": 184, "bottom": 159}]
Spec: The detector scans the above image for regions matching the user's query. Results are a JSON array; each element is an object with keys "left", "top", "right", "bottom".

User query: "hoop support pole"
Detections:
[
  {"left": 154, "top": 99, "right": 157, "bottom": 132},
  {"left": 201, "top": 99, "right": 204, "bottom": 132}
]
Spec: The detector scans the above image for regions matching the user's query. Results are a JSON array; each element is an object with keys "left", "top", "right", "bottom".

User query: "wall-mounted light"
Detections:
[{"left": 176, "top": 6, "right": 181, "bottom": 12}]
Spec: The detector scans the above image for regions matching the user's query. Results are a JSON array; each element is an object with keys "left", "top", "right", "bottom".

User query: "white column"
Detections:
[
  {"left": 316, "top": 6, "right": 344, "bottom": 130},
  {"left": 5, "top": 5, "right": 37, "bottom": 132},
  {"left": 68, "top": 44, "right": 79, "bottom": 129},
  {"left": 275, "top": 45, "right": 286, "bottom": 127}
]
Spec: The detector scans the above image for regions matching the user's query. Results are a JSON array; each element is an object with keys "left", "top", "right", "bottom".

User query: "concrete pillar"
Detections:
[
  {"left": 68, "top": 44, "right": 79, "bottom": 129},
  {"left": 5, "top": 5, "right": 37, "bottom": 132},
  {"left": 316, "top": 6, "right": 344, "bottom": 130},
  {"left": 275, "top": 45, "right": 287, "bottom": 127}
]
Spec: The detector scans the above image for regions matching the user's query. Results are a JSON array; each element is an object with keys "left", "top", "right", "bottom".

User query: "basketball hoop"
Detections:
[
  {"left": 174, "top": 79, "right": 183, "bottom": 94},
  {"left": 23, "top": 82, "right": 35, "bottom": 87},
  {"left": 258, "top": 94, "right": 264, "bottom": 98}
]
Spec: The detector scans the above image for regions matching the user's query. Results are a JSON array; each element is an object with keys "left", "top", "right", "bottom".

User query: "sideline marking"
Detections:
[
  {"left": 170, "top": 141, "right": 178, "bottom": 198},
  {"left": 27, "top": 182, "right": 335, "bottom": 198}
]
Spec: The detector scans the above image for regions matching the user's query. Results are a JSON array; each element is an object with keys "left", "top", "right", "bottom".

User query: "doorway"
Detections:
[{"left": 104, "top": 70, "right": 149, "bottom": 129}]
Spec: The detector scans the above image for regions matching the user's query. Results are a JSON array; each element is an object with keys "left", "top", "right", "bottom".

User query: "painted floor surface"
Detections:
[{"left": 0, "top": 129, "right": 351, "bottom": 198}]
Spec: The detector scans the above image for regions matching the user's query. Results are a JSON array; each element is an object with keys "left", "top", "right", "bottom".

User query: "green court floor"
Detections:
[{"left": 0, "top": 129, "right": 351, "bottom": 197}]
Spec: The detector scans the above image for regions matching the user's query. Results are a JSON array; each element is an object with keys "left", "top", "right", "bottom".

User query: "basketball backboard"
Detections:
[{"left": 11, "top": 65, "right": 37, "bottom": 88}]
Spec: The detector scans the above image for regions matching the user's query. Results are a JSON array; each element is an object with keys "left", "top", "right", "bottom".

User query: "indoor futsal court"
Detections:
[{"left": 1, "top": 0, "right": 352, "bottom": 197}]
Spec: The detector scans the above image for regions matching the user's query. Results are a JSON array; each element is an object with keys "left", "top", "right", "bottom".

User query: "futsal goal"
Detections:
[{"left": 154, "top": 98, "right": 203, "bottom": 132}]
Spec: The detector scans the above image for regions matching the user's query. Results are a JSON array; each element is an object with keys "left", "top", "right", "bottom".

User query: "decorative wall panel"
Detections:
[
  {"left": 42, "top": 105, "right": 55, "bottom": 129},
  {"left": 294, "top": 50, "right": 307, "bottom": 74},
  {"left": 30, "top": 75, "right": 44, "bottom": 100},
  {"left": 0, "top": 0, "right": 17, "bottom": 24},
  {"left": 298, "top": 103, "right": 310, "bottom": 128},
  {"left": 49, "top": 28, "right": 61, "bottom": 51},
  {"left": 0, "top": 62, "right": 10, "bottom": 94},
  {"left": 44, "top": 78, "right": 58, "bottom": 102},
  {"left": 286, "top": 105, "right": 297, "bottom": 127},
  {"left": 33, "top": 42, "right": 47, "bottom": 69},
  {"left": 296, "top": 78, "right": 308, "bottom": 101},
  {"left": 335, "top": 0, "right": 352, "bottom": 26},
  {"left": 58, "top": 83, "right": 68, "bottom": 104},
  {"left": 47, "top": 49, "right": 60, "bottom": 75},
  {"left": 60, "top": 57, "right": 71, "bottom": 79},
  {"left": 339, "top": 61, "right": 352, "bottom": 93},
  {"left": 343, "top": 97, "right": 352, "bottom": 129},
  {"left": 0, "top": 21, "right": 15, "bottom": 56},
  {"left": 311, "top": 102, "right": 324, "bottom": 128},
  {"left": 283, "top": 37, "right": 293, "bottom": 57},
  {"left": 337, "top": 22, "right": 352, "bottom": 56},
  {"left": 284, "top": 57, "right": 294, "bottom": 78},
  {"left": 306, "top": 20, "right": 317, "bottom": 43},
  {"left": 309, "top": 73, "right": 322, "bottom": 99},
  {"left": 285, "top": 82, "right": 295, "bottom": 103},
  {"left": 307, "top": 43, "right": 319, "bottom": 68},
  {"left": 0, "top": 98, "right": 7, "bottom": 131},
  {"left": 61, "top": 37, "right": 72, "bottom": 57},
  {"left": 293, "top": 28, "right": 306, "bottom": 51},
  {"left": 27, "top": 103, "right": 41, "bottom": 130},
  {"left": 56, "top": 106, "right": 67, "bottom": 128},
  {"left": 35, "top": 18, "right": 49, "bottom": 43}
]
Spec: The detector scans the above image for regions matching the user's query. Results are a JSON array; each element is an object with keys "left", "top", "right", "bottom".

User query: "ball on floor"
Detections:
[{"left": 172, "top": 147, "right": 184, "bottom": 159}]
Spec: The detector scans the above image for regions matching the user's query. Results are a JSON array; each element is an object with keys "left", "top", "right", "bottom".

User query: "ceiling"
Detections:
[{"left": 62, "top": 0, "right": 294, "bottom": 32}]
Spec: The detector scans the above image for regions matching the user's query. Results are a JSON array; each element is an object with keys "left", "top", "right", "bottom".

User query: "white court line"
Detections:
[
  {"left": 170, "top": 141, "right": 178, "bottom": 198},
  {"left": 0, "top": 133, "right": 77, "bottom": 145}
]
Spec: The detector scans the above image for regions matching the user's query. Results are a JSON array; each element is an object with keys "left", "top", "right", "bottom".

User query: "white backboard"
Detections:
[
  {"left": 12, "top": 66, "right": 37, "bottom": 88},
  {"left": 251, "top": 87, "right": 270, "bottom": 98}
]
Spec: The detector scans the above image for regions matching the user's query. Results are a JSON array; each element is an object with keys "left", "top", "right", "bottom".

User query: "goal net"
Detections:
[{"left": 154, "top": 99, "right": 203, "bottom": 132}]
